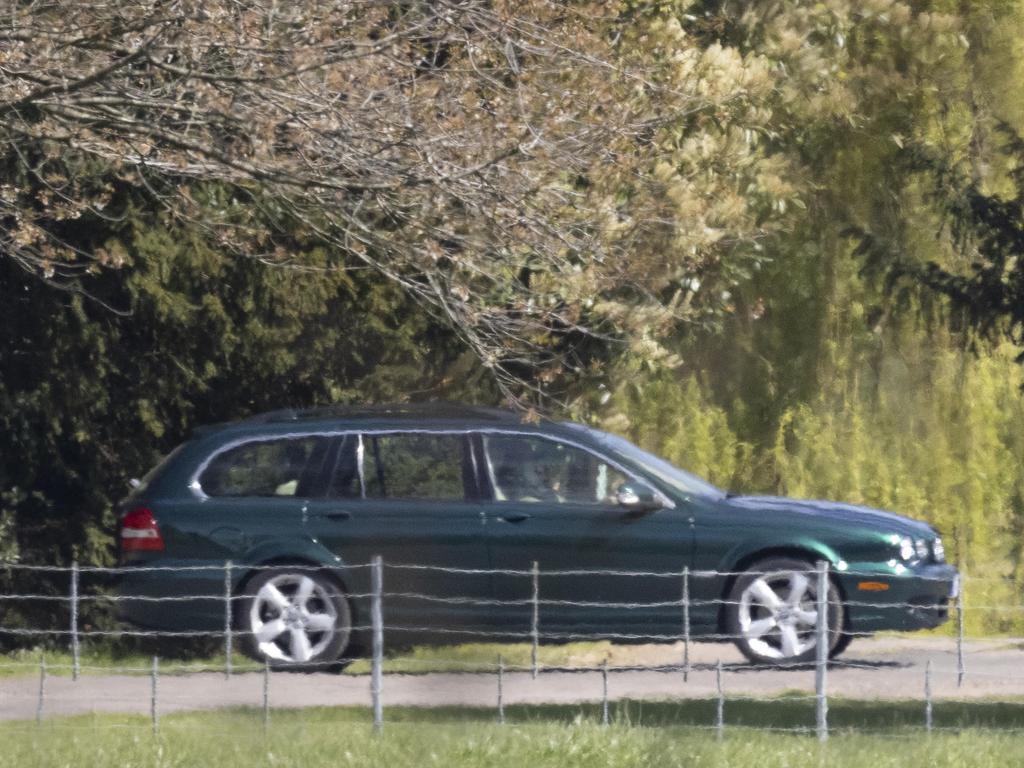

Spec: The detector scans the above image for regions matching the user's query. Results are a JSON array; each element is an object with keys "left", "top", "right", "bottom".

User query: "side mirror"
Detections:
[{"left": 615, "top": 481, "right": 663, "bottom": 513}]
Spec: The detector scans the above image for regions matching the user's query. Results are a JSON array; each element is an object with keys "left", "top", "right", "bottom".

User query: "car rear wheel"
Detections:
[
  {"left": 238, "top": 567, "right": 352, "bottom": 671},
  {"left": 726, "top": 557, "right": 844, "bottom": 666}
]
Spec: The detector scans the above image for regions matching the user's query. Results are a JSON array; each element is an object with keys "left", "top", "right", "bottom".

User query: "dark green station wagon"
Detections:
[{"left": 117, "top": 404, "right": 958, "bottom": 669}]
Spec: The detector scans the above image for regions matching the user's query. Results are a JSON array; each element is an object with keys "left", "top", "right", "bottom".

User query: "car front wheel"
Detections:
[
  {"left": 726, "top": 557, "right": 844, "bottom": 666},
  {"left": 238, "top": 567, "right": 352, "bottom": 671}
]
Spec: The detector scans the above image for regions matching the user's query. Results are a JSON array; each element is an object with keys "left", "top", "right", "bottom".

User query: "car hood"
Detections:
[{"left": 723, "top": 495, "right": 935, "bottom": 537}]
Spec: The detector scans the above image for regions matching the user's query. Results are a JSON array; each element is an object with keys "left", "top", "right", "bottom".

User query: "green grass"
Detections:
[
  {"left": 0, "top": 641, "right": 634, "bottom": 677},
  {"left": 0, "top": 646, "right": 263, "bottom": 677},
  {"left": 3, "top": 635, "right": 1021, "bottom": 680},
  {"left": 344, "top": 640, "right": 632, "bottom": 674},
  {"left": 5, "top": 700, "right": 1024, "bottom": 768},
  {"left": 3, "top": 632, "right": 1013, "bottom": 678}
]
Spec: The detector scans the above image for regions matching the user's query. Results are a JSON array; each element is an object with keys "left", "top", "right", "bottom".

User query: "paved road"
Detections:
[{"left": 3, "top": 637, "right": 1022, "bottom": 722}]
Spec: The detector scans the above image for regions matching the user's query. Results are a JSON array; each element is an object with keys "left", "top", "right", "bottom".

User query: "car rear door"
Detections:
[
  {"left": 128, "top": 433, "right": 330, "bottom": 630},
  {"left": 303, "top": 430, "right": 494, "bottom": 641},
  {"left": 480, "top": 432, "right": 690, "bottom": 643}
]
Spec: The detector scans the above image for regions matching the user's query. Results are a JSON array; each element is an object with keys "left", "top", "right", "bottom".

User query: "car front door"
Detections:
[
  {"left": 480, "top": 432, "right": 691, "bottom": 643},
  {"left": 303, "top": 431, "right": 493, "bottom": 641},
  {"left": 687, "top": 499, "right": 757, "bottom": 631}
]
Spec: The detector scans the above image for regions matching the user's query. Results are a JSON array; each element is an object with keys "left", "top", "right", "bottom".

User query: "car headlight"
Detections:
[
  {"left": 914, "top": 538, "right": 930, "bottom": 560},
  {"left": 932, "top": 537, "right": 945, "bottom": 563},
  {"left": 895, "top": 536, "right": 931, "bottom": 563},
  {"left": 898, "top": 536, "right": 915, "bottom": 561}
]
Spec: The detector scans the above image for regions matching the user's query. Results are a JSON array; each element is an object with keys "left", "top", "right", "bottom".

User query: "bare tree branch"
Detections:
[{"left": 0, "top": 0, "right": 796, "bottom": 402}]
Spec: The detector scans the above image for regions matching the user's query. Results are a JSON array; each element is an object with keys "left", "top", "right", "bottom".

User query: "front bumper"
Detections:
[{"left": 840, "top": 563, "right": 959, "bottom": 633}]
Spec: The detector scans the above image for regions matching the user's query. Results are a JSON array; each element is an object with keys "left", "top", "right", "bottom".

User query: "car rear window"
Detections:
[
  {"left": 199, "top": 436, "right": 329, "bottom": 497},
  {"left": 127, "top": 441, "right": 190, "bottom": 499}
]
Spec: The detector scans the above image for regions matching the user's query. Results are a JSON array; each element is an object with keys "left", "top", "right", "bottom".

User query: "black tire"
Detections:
[
  {"left": 725, "top": 557, "right": 844, "bottom": 666},
  {"left": 237, "top": 567, "right": 353, "bottom": 672},
  {"left": 830, "top": 627, "right": 854, "bottom": 659}
]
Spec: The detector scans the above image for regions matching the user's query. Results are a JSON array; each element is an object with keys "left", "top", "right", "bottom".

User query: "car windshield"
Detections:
[{"left": 566, "top": 425, "right": 725, "bottom": 500}]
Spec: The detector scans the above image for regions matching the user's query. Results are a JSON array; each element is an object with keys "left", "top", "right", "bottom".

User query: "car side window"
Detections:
[
  {"left": 199, "top": 436, "right": 328, "bottom": 497},
  {"left": 361, "top": 433, "right": 467, "bottom": 500},
  {"left": 481, "top": 435, "right": 630, "bottom": 505}
]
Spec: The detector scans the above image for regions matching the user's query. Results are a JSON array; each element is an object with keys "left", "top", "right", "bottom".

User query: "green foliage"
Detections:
[
  {"left": 603, "top": 376, "right": 752, "bottom": 491},
  {"left": 855, "top": 126, "right": 1024, "bottom": 365}
]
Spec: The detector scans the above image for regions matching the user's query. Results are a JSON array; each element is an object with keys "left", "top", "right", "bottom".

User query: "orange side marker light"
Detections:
[{"left": 858, "top": 581, "right": 890, "bottom": 592}]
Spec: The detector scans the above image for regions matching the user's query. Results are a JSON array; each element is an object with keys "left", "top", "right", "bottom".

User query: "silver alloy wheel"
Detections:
[
  {"left": 249, "top": 574, "right": 341, "bottom": 663},
  {"left": 737, "top": 570, "right": 821, "bottom": 660}
]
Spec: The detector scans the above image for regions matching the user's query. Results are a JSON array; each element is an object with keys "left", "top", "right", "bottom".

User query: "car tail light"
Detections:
[{"left": 120, "top": 507, "right": 165, "bottom": 552}]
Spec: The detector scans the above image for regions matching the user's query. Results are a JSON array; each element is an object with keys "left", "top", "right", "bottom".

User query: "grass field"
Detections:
[
  {"left": 6, "top": 699, "right": 1024, "bottom": 768},
  {"left": 0, "top": 640, "right": 641, "bottom": 677}
]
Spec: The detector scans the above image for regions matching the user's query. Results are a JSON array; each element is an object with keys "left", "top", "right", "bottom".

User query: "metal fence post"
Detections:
[
  {"left": 815, "top": 560, "right": 829, "bottom": 743},
  {"left": 682, "top": 566, "right": 691, "bottom": 683},
  {"left": 371, "top": 554, "right": 384, "bottom": 734},
  {"left": 224, "top": 560, "right": 233, "bottom": 679},
  {"left": 151, "top": 656, "right": 159, "bottom": 736},
  {"left": 601, "top": 659, "right": 609, "bottom": 726},
  {"left": 925, "top": 659, "right": 933, "bottom": 734},
  {"left": 36, "top": 657, "right": 46, "bottom": 725},
  {"left": 497, "top": 655, "right": 505, "bottom": 725},
  {"left": 531, "top": 560, "right": 539, "bottom": 679},
  {"left": 715, "top": 659, "right": 724, "bottom": 740},
  {"left": 70, "top": 560, "right": 80, "bottom": 681},
  {"left": 956, "top": 578, "right": 965, "bottom": 688},
  {"left": 263, "top": 658, "right": 271, "bottom": 734}
]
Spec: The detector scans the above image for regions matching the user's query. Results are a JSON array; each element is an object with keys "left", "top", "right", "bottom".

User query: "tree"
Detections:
[
  {"left": 0, "top": 189, "right": 484, "bottom": 642},
  {"left": 855, "top": 128, "right": 1024, "bottom": 362},
  {"left": 601, "top": 1, "right": 1024, "bottom": 628},
  {"left": 1, "top": 0, "right": 801, "bottom": 403},
  {"left": 600, "top": 0, "right": 972, "bottom": 439}
]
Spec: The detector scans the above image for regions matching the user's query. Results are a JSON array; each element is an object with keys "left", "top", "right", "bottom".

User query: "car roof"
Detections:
[{"left": 191, "top": 402, "right": 556, "bottom": 439}]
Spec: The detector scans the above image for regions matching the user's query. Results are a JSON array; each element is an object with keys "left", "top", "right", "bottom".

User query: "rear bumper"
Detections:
[{"left": 841, "top": 563, "right": 958, "bottom": 633}]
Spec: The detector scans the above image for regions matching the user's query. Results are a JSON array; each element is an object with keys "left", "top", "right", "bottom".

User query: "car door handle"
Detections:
[
  {"left": 323, "top": 510, "right": 352, "bottom": 521},
  {"left": 498, "top": 513, "right": 531, "bottom": 524}
]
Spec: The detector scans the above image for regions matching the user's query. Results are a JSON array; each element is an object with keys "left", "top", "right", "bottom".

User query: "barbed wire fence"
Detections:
[{"left": 0, "top": 558, "right": 1019, "bottom": 741}]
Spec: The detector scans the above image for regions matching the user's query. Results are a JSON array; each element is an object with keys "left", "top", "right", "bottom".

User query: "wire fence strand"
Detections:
[{"left": 1, "top": 555, "right": 1020, "bottom": 742}]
